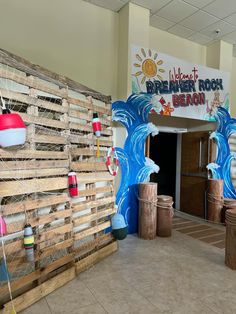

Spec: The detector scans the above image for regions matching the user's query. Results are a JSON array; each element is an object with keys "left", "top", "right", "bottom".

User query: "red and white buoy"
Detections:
[
  {"left": 92, "top": 113, "right": 101, "bottom": 158},
  {"left": 68, "top": 171, "right": 78, "bottom": 197},
  {"left": 92, "top": 113, "right": 101, "bottom": 137},
  {"left": 0, "top": 109, "right": 26, "bottom": 147}
]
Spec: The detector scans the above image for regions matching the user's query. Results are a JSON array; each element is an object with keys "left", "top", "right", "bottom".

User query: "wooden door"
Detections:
[{"left": 180, "top": 131, "right": 213, "bottom": 218}]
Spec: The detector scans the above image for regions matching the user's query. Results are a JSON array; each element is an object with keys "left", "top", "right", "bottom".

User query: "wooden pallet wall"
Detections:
[{"left": 0, "top": 49, "right": 117, "bottom": 313}]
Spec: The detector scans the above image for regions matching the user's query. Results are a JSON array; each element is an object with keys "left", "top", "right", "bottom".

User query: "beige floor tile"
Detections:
[
  {"left": 20, "top": 298, "right": 51, "bottom": 314},
  {"left": 165, "top": 299, "right": 218, "bottom": 314},
  {"left": 19, "top": 227, "right": 236, "bottom": 314},
  {"left": 202, "top": 289, "right": 236, "bottom": 314},
  {"left": 74, "top": 303, "right": 107, "bottom": 314},
  {"left": 46, "top": 278, "right": 96, "bottom": 314},
  {"left": 82, "top": 272, "right": 160, "bottom": 313}
]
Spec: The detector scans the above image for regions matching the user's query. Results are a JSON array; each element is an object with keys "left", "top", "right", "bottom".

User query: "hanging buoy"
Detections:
[
  {"left": 92, "top": 113, "right": 101, "bottom": 137},
  {"left": 0, "top": 109, "right": 26, "bottom": 148},
  {"left": 111, "top": 213, "right": 128, "bottom": 240},
  {"left": 68, "top": 171, "right": 78, "bottom": 197},
  {"left": 0, "top": 257, "right": 11, "bottom": 281},
  {"left": 92, "top": 113, "right": 101, "bottom": 158},
  {"left": 0, "top": 215, "right": 7, "bottom": 236},
  {"left": 10, "top": 306, "right": 17, "bottom": 314},
  {"left": 23, "top": 224, "right": 35, "bottom": 262},
  {"left": 106, "top": 147, "right": 119, "bottom": 176}
]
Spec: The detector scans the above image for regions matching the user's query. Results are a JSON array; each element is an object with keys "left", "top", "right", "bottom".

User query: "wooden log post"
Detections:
[
  {"left": 157, "top": 195, "right": 173, "bottom": 237},
  {"left": 207, "top": 179, "right": 224, "bottom": 222},
  {"left": 138, "top": 183, "right": 157, "bottom": 240},
  {"left": 225, "top": 209, "right": 236, "bottom": 270},
  {"left": 222, "top": 198, "right": 236, "bottom": 223}
]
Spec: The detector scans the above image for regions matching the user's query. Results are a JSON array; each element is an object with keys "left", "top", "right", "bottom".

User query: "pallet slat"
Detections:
[
  {"left": 0, "top": 177, "right": 68, "bottom": 197},
  {"left": 0, "top": 149, "right": 68, "bottom": 160},
  {"left": 72, "top": 196, "right": 114, "bottom": 213},
  {"left": 7, "top": 209, "right": 72, "bottom": 234},
  {"left": 0, "top": 69, "right": 66, "bottom": 98},
  {"left": 0, "top": 167, "right": 68, "bottom": 179},
  {"left": 0, "top": 160, "right": 69, "bottom": 171},
  {"left": 2, "top": 194, "right": 69, "bottom": 215},
  {"left": 71, "top": 161, "right": 107, "bottom": 172},
  {"left": 0, "top": 88, "right": 67, "bottom": 113},
  {"left": 0, "top": 268, "right": 76, "bottom": 314},
  {"left": 74, "top": 221, "right": 111, "bottom": 241},
  {"left": 74, "top": 208, "right": 115, "bottom": 227}
]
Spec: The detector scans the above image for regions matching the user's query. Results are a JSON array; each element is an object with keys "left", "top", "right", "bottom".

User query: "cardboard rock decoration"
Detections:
[
  {"left": 0, "top": 109, "right": 26, "bottom": 148},
  {"left": 111, "top": 213, "right": 128, "bottom": 240}
]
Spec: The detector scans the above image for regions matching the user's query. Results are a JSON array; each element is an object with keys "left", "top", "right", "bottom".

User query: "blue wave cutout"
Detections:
[
  {"left": 207, "top": 107, "right": 236, "bottom": 198},
  {"left": 112, "top": 93, "right": 159, "bottom": 233}
]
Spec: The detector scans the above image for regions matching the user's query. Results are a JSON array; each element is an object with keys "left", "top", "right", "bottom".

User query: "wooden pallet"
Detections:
[{"left": 0, "top": 49, "right": 117, "bottom": 312}]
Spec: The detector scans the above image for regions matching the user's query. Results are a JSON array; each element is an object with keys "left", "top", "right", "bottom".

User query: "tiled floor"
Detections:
[{"left": 21, "top": 226, "right": 236, "bottom": 314}]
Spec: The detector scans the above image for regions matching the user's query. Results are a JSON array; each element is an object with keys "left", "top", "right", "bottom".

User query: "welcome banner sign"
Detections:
[{"left": 131, "top": 45, "right": 230, "bottom": 121}]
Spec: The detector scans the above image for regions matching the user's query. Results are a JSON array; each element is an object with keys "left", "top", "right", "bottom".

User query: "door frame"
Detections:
[{"left": 146, "top": 126, "right": 186, "bottom": 210}]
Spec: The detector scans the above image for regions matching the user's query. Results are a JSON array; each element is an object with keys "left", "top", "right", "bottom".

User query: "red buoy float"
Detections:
[
  {"left": 92, "top": 113, "right": 101, "bottom": 158},
  {"left": 68, "top": 171, "right": 78, "bottom": 197},
  {"left": 92, "top": 113, "right": 101, "bottom": 137},
  {"left": 0, "top": 109, "right": 26, "bottom": 147}
]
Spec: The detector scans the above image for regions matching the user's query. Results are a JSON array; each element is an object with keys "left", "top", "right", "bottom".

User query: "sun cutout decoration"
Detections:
[{"left": 133, "top": 48, "right": 165, "bottom": 84}]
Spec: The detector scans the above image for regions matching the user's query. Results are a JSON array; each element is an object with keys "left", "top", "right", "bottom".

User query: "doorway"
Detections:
[
  {"left": 149, "top": 132, "right": 177, "bottom": 204},
  {"left": 180, "top": 131, "right": 214, "bottom": 218}
]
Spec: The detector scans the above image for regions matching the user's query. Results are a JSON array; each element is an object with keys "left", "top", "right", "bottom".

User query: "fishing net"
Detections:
[{"left": 0, "top": 57, "right": 114, "bottom": 309}]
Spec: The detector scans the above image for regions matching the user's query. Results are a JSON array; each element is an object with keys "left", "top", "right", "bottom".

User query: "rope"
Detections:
[
  {"left": 0, "top": 224, "right": 16, "bottom": 313},
  {"left": 0, "top": 89, "right": 6, "bottom": 110},
  {"left": 207, "top": 192, "right": 224, "bottom": 206},
  {"left": 137, "top": 195, "right": 174, "bottom": 210},
  {"left": 96, "top": 138, "right": 100, "bottom": 158}
]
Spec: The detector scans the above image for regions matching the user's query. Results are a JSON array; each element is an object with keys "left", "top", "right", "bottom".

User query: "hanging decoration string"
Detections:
[
  {"left": 0, "top": 214, "right": 16, "bottom": 313},
  {"left": 0, "top": 89, "right": 6, "bottom": 110}
]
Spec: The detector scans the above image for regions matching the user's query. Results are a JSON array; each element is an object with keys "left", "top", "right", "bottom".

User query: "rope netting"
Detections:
[
  {"left": 0, "top": 59, "right": 114, "bottom": 310},
  {"left": 0, "top": 62, "right": 70, "bottom": 310}
]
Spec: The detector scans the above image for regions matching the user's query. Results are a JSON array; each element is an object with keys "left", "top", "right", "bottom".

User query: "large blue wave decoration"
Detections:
[
  {"left": 207, "top": 107, "right": 236, "bottom": 198},
  {"left": 112, "top": 94, "right": 159, "bottom": 233}
]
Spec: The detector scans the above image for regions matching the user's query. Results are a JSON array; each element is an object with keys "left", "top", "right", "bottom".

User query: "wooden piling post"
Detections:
[
  {"left": 157, "top": 195, "right": 173, "bottom": 237},
  {"left": 225, "top": 209, "right": 236, "bottom": 269},
  {"left": 138, "top": 183, "right": 157, "bottom": 240},
  {"left": 207, "top": 179, "right": 223, "bottom": 222}
]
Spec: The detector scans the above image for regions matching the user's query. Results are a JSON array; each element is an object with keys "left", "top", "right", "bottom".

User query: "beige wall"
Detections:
[
  {"left": 206, "top": 41, "right": 221, "bottom": 69},
  {"left": 149, "top": 26, "right": 206, "bottom": 65},
  {"left": 231, "top": 57, "right": 236, "bottom": 117},
  {"left": 118, "top": 3, "right": 149, "bottom": 99},
  {"left": 0, "top": 0, "right": 118, "bottom": 98},
  {"left": 0, "top": 0, "right": 234, "bottom": 116}
]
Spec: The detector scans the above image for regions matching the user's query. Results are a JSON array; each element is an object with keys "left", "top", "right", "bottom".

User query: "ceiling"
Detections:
[{"left": 83, "top": 0, "right": 236, "bottom": 54}]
